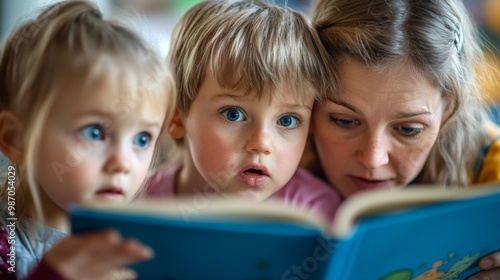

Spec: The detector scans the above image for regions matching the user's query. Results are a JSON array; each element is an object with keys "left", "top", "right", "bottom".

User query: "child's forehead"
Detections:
[
  {"left": 270, "top": 84, "right": 315, "bottom": 104},
  {"left": 48, "top": 61, "right": 168, "bottom": 118},
  {"left": 223, "top": 86, "right": 314, "bottom": 107},
  {"left": 210, "top": 71, "right": 316, "bottom": 105},
  {"left": 49, "top": 70, "right": 167, "bottom": 122},
  {"left": 56, "top": 72, "right": 159, "bottom": 101},
  {"left": 58, "top": 57, "right": 165, "bottom": 96}
]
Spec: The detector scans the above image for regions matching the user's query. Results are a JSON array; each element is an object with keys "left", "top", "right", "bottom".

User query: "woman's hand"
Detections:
[{"left": 44, "top": 229, "right": 153, "bottom": 280}]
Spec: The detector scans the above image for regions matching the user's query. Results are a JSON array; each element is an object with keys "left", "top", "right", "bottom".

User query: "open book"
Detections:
[{"left": 70, "top": 184, "right": 500, "bottom": 280}]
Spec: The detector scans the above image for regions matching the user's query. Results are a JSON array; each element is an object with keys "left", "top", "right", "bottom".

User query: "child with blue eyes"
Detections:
[
  {"left": 143, "top": 0, "right": 342, "bottom": 222},
  {"left": 0, "top": 1, "right": 176, "bottom": 279}
]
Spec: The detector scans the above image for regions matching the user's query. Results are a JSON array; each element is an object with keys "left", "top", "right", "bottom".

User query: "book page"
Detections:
[{"left": 331, "top": 183, "right": 500, "bottom": 238}]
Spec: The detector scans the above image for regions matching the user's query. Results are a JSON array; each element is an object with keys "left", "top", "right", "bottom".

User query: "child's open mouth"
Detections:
[
  {"left": 239, "top": 165, "right": 270, "bottom": 187},
  {"left": 246, "top": 168, "right": 264, "bottom": 175}
]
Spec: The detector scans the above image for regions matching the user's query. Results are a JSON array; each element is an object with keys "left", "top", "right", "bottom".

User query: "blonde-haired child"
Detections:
[
  {"left": 144, "top": 0, "right": 342, "bottom": 222},
  {"left": 0, "top": 1, "right": 176, "bottom": 279}
]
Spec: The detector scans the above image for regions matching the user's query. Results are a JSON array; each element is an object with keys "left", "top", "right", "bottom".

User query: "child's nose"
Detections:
[
  {"left": 245, "top": 125, "right": 272, "bottom": 155},
  {"left": 103, "top": 146, "right": 131, "bottom": 174}
]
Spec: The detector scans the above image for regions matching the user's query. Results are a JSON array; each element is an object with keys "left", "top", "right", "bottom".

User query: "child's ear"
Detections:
[
  {"left": 0, "top": 111, "right": 24, "bottom": 163},
  {"left": 168, "top": 108, "right": 186, "bottom": 139}
]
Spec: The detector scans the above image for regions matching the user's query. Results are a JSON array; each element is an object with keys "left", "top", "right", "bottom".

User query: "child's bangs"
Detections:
[
  {"left": 208, "top": 32, "right": 320, "bottom": 102},
  {"left": 210, "top": 55, "right": 317, "bottom": 103},
  {"left": 200, "top": 4, "right": 327, "bottom": 101}
]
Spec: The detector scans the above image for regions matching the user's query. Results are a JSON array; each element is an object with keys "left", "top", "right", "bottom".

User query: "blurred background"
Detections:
[
  {"left": 1, "top": 0, "right": 500, "bottom": 108},
  {"left": 0, "top": 0, "right": 311, "bottom": 56}
]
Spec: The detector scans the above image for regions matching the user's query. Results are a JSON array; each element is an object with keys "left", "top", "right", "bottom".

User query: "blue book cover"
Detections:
[
  {"left": 70, "top": 185, "right": 500, "bottom": 280},
  {"left": 325, "top": 185, "right": 500, "bottom": 280}
]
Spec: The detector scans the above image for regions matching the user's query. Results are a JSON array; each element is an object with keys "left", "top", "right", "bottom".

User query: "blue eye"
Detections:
[
  {"left": 329, "top": 115, "right": 358, "bottom": 128},
  {"left": 397, "top": 126, "right": 422, "bottom": 137},
  {"left": 134, "top": 132, "right": 151, "bottom": 149},
  {"left": 81, "top": 125, "right": 104, "bottom": 141},
  {"left": 221, "top": 108, "right": 245, "bottom": 122},
  {"left": 277, "top": 115, "right": 299, "bottom": 128}
]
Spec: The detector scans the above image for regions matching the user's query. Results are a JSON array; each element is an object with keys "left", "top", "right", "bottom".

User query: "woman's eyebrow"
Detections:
[
  {"left": 328, "top": 99, "right": 433, "bottom": 119},
  {"left": 393, "top": 111, "right": 433, "bottom": 119},
  {"left": 329, "top": 99, "right": 360, "bottom": 114}
]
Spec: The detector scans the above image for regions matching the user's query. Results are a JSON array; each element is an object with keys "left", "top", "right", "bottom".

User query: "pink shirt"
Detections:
[{"left": 143, "top": 163, "right": 342, "bottom": 222}]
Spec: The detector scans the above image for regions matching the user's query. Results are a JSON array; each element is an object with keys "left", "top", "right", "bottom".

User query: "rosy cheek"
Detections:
[
  {"left": 193, "top": 139, "right": 233, "bottom": 180},
  {"left": 135, "top": 165, "right": 147, "bottom": 180},
  {"left": 66, "top": 163, "right": 93, "bottom": 188}
]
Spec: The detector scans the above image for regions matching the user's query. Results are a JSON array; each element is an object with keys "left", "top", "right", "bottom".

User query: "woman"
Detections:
[{"left": 307, "top": 0, "right": 500, "bottom": 278}]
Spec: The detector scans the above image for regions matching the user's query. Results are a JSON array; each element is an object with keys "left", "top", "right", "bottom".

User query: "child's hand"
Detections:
[
  {"left": 44, "top": 229, "right": 153, "bottom": 280},
  {"left": 467, "top": 251, "right": 500, "bottom": 280}
]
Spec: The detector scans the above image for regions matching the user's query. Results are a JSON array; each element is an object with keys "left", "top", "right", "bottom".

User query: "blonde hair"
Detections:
[
  {"left": 169, "top": 0, "right": 335, "bottom": 115},
  {"left": 0, "top": 0, "right": 176, "bottom": 228},
  {"left": 312, "top": 0, "right": 491, "bottom": 186}
]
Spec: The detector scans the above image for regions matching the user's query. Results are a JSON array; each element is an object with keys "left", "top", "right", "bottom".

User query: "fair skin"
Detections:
[
  {"left": 473, "top": 253, "right": 500, "bottom": 279},
  {"left": 310, "top": 57, "right": 500, "bottom": 279},
  {"left": 311, "top": 58, "right": 447, "bottom": 198},
  {"left": 38, "top": 77, "right": 166, "bottom": 231},
  {"left": 0, "top": 75, "right": 167, "bottom": 279},
  {"left": 43, "top": 230, "right": 149, "bottom": 280},
  {"left": 170, "top": 74, "right": 314, "bottom": 201}
]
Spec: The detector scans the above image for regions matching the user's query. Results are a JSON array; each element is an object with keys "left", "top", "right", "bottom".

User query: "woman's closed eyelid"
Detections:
[
  {"left": 328, "top": 114, "right": 361, "bottom": 128},
  {"left": 394, "top": 124, "right": 425, "bottom": 137}
]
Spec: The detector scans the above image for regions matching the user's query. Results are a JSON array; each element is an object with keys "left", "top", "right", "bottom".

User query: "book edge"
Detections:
[{"left": 330, "top": 183, "right": 500, "bottom": 238}]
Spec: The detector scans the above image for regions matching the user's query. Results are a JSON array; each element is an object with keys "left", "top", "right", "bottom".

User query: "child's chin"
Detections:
[{"left": 221, "top": 190, "right": 267, "bottom": 202}]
